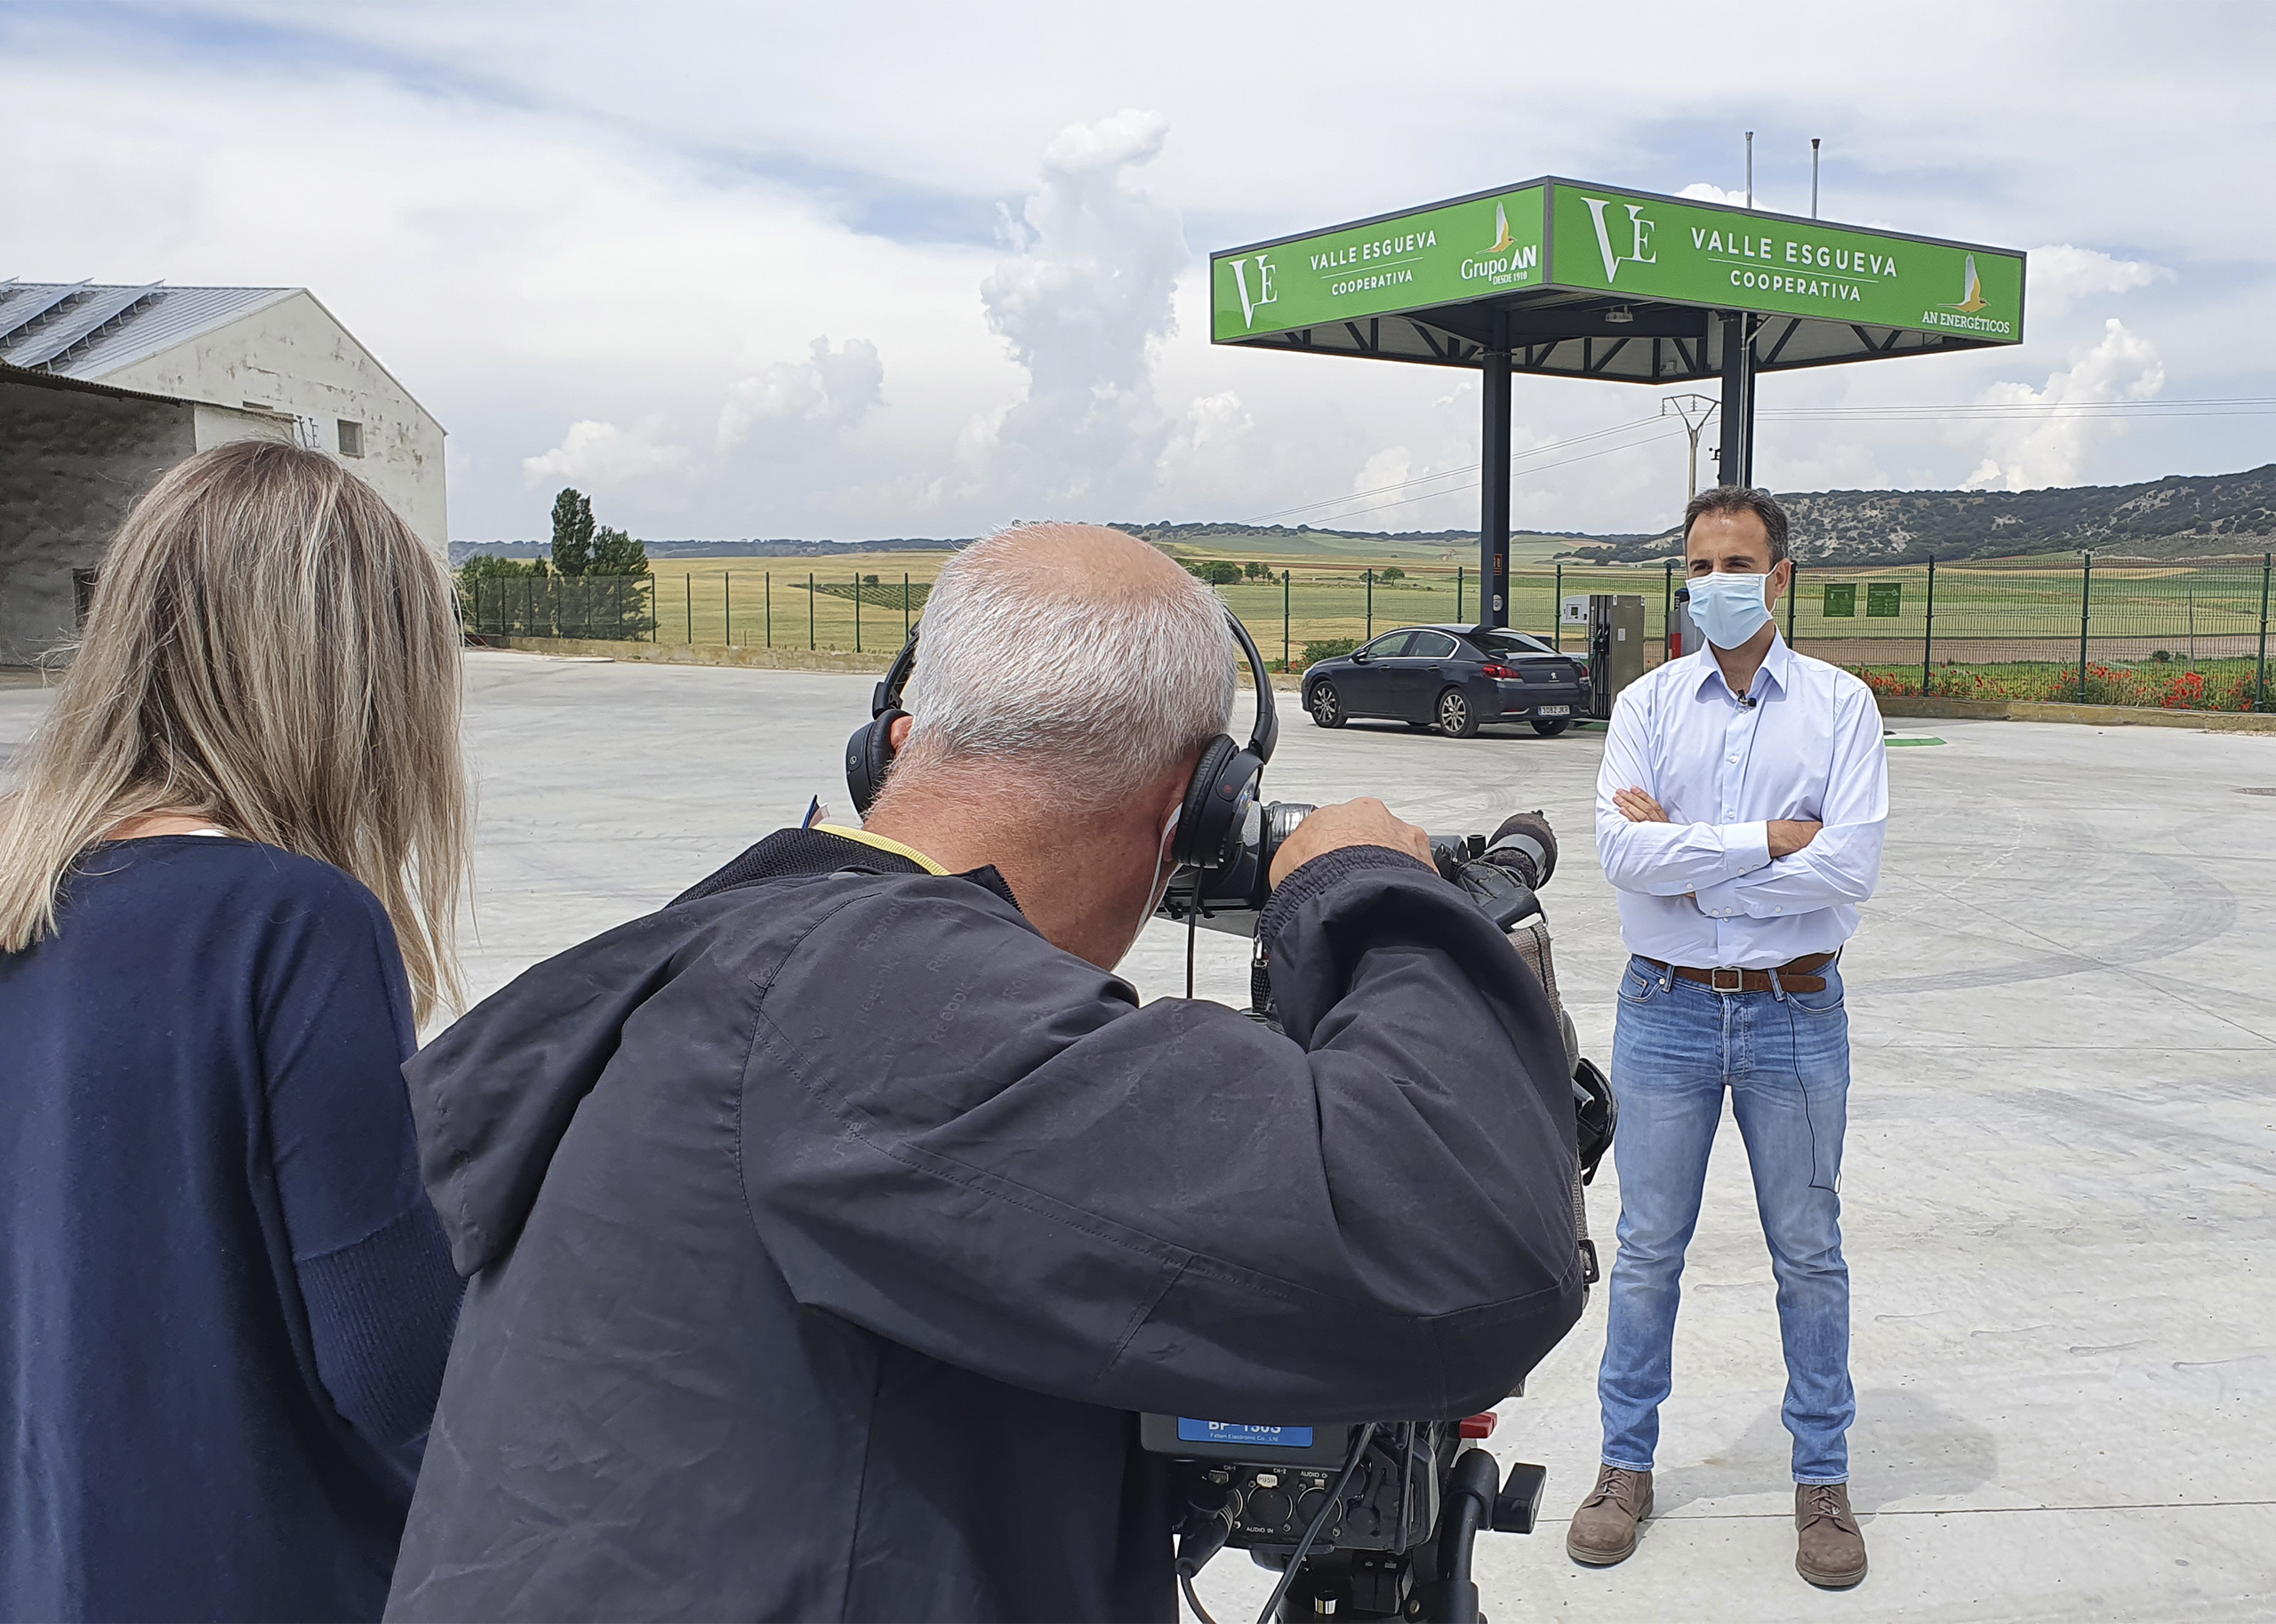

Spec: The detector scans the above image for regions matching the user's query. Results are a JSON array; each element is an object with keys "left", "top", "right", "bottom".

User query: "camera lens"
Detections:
[{"left": 1259, "top": 803, "right": 1314, "bottom": 864}]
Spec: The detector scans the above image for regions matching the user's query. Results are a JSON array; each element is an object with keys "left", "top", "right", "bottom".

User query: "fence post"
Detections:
[
  {"left": 1456, "top": 565, "right": 1465, "bottom": 623},
  {"left": 1553, "top": 563, "right": 1562, "bottom": 649},
  {"left": 765, "top": 572, "right": 772, "bottom": 647},
  {"left": 903, "top": 572, "right": 910, "bottom": 642},
  {"left": 2257, "top": 552, "right": 2272, "bottom": 711},
  {"left": 525, "top": 575, "right": 533, "bottom": 638},
  {"left": 649, "top": 574, "right": 657, "bottom": 642},
  {"left": 808, "top": 572, "right": 815, "bottom": 651},
  {"left": 1365, "top": 569, "right": 1374, "bottom": 641},
  {"left": 1282, "top": 571, "right": 1291, "bottom": 670},
  {"left": 854, "top": 574, "right": 862, "bottom": 653},
  {"left": 1785, "top": 558, "right": 1799, "bottom": 646},
  {"left": 1921, "top": 557, "right": 1936, "bottom": 696},
  {"left": 2078, "top": 552, "right": 2093, "bottom": 700},
  {"left": 685, "top": 574, "right": 693, "bottom": 644},
  {"left": 724, "top": 572, "right": 732, "bottom": 645}
]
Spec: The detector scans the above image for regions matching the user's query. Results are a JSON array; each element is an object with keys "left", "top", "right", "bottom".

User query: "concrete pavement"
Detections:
[{"left": 4, "top": 647, "right": 2270, "bottom": 1620}]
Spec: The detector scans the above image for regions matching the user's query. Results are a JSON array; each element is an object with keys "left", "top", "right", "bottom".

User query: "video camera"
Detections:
[
  {"left": 1149, "top": 806, "right": 1614, "bottom": 1624},
  {"left": 1156, "top": 803, "right": 1559, "bottom": 941}
]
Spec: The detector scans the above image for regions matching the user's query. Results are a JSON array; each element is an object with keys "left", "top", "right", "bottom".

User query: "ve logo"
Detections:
[
  {"left": 1224, "top": 255, "right": 1278, "bottom": 329},
  {"left": 1582, "top": 197, "right": 1657, "bottom": 284}
]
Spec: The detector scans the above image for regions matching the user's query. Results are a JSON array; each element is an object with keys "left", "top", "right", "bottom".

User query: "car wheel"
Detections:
[
  {"left": 1310, "top": 682, "right": 1345, "bottom": 729},
  {"left": 1531, "top": 719, "right": 1571, "bottom": 737},
  {"left": 1436, "top": 687, "right": 1479, "bottom": 738}
]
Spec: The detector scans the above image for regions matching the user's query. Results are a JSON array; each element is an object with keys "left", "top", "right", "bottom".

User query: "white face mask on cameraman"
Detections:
[
  {"left": 1688, "top": 570, "right": 1775, "bottom": 650},
  {"left": 1127, "top": 805, "right": 1182, "bottom": 961}
]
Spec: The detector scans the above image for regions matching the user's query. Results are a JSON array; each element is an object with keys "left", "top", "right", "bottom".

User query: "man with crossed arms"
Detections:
[{"left": 1567, "top": 485, "right": 1887, "bottom": 1589}]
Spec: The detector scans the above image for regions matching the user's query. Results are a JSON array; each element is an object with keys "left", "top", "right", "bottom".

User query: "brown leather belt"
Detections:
[{"left": 1640, "top": 950, "right": 1835, "bottom": 995}]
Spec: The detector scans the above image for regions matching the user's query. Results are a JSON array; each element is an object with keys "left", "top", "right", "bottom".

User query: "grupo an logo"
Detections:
[
  {"left": 1462, "top": 201, "right": 1538, "bottom": 285},
  {"left": 1582, "top": 196, "right": 1657, "bottom": 284}
]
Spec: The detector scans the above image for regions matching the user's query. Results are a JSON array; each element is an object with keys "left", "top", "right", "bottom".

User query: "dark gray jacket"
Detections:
[{"left": 385, "top": 828, "right": 1580, "bottom": 1622}]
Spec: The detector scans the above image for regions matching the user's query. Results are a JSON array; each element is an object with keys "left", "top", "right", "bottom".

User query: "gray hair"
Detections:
[{"left": 898, "top": 524, "right": 1235, "bottom": 809}]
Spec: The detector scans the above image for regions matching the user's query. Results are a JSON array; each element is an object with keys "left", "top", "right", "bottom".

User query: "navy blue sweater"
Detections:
[{"left": 2, "top": 837, "right": 463, "bottom": 1623}]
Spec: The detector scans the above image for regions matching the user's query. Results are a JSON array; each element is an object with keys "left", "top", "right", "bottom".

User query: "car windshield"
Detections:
[{"left": 1471, "top": 629, "right": 1559, "bottom": 658}]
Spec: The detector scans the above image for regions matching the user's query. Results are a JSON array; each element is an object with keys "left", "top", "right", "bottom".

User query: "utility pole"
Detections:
[
  {"left": 1745, "top": 132, "right": 1754, "bottom": 210},
  {"left": 1811, "top": 138, "right": 1821, "bottom": 219},
  {"left": 1662, "top": 395, "right": 1719, "bottom": 500}
]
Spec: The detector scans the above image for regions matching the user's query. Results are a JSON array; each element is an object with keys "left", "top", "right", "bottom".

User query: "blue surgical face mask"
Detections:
[{"left": 1688, "top": 571, "right": 1774, "bottom": 650}]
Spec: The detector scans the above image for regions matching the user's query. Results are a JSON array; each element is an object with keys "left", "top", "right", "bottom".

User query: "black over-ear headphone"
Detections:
[{"left": 844, "top": 611, "right": 1279, "bottom": 872}]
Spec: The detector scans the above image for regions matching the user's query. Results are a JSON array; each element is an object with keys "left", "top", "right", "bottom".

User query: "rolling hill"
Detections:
[
  {"left": 450, "top": 464, "right": 2276, "bottom": 570},
  {"left": 1575, "top": 463, "right": 2276, "bottom": 565}
]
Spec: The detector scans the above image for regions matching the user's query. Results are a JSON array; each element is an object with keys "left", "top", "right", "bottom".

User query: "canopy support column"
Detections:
[
  {"left": 1717, "top": 311, "right": 1755, "bottom": 488},
  {"left": 1479, "top": 311, "right": 1511, "bottom": 628}
]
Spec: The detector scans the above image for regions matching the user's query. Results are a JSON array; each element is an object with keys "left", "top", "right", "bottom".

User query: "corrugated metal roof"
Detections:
[
  {"left": 0, "top": 357, "right": 199, "bottom": 406},
  {"left": 0, "top": 280, "right": 298, "bottom": 379}
]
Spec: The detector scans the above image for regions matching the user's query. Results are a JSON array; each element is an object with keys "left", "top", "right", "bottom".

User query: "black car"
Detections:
[{"left": 1300, "top": 624, "right": 1590, "bottom": 738}]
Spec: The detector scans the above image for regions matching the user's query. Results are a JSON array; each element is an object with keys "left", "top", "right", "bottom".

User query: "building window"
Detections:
[
  {"left": 74, "top": 569, "right": 100, "bottom": 628},
  {"left": 337, "top": 419, "right": 365, "bottom": 457}
]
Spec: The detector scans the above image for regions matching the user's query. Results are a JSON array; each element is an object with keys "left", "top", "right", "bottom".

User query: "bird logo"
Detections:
[
  {"left": 1944, "top": 253, "right": 1990, "bottom": 314},
  {"left": 1487, "top": 202, "right": 1517, "bottom": 253}
]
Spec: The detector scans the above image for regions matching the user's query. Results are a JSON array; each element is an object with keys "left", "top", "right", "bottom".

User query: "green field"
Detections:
[{"left": 489, "top": 548, "right": 2270, "bottom": 710}]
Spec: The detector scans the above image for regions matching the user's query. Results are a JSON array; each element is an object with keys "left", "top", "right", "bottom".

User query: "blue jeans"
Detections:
[{"left": 1597, "top": 954, "right": 1855, "bottom": 1484}]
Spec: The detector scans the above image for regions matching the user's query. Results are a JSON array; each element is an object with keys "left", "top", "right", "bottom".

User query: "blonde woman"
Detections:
[{"left": 0, "top": 441, "right": 470, "bottom": 1623}]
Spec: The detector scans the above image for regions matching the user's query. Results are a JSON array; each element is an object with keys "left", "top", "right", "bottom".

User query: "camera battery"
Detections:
[{"left": 1138, "top": 1415, "right": 1359, "bottom": 1467}]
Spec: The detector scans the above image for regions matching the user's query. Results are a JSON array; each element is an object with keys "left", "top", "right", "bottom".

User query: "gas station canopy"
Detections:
[
  {"left": 1211, "top": 178, "right": 2025, "bottom": 380},
  {"left": 1210, "top": 178, "right": 2027, "bottom": 627}
]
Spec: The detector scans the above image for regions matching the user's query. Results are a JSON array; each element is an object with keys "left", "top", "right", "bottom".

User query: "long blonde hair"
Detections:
[{"left": 0, "top": 440, "right": 469, "bottom": 1021}]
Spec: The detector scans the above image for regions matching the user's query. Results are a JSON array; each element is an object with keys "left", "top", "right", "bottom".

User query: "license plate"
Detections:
[{"left": 1537, "top": 705, "right": 1569, "bottom": 716}]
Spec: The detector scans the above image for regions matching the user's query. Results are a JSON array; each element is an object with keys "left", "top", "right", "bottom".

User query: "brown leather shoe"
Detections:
[
  {"left": 1567, "top": 1465, "right": 1654, "bottom": 1566},
  {"left": 1795, "top": 1482, "right": 1867, "bottom": 1588}
]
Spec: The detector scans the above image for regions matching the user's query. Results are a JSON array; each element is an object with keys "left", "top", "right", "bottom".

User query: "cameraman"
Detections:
[{"left": 384, "top": 524, "right": 1582, "bottom": 1622}]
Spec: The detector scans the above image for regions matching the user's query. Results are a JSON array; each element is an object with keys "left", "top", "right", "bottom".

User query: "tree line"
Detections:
[{"left": 458, "top": 490, "right": 652, "bottom": 587}]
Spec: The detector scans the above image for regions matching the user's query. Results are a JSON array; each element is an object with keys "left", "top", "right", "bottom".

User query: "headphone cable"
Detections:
[{"left": 1186, "top": 892, "right": 1198, "bottom": 998}]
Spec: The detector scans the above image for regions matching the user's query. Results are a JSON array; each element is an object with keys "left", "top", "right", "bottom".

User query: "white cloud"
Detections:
[
  {"left": 1353, "top": 446, "right": 1414, "bottom": 499},
  {"left": 523, "top": 420, "right": 692, "bottom": 487},
  {"left": 717, "top": 336, "right": 885, "bottom": 453},
  {"left": 8, "top": 6, "right": 2273, "bottom": 539},
  {"left": 1959, "top": 319, "right": 2165, "bottom": 492},
  {"left": 974, "top": 108, "right": 1188, "bottom": 513},
  {"left": 2024, "top": 244, "right": 2170, "bottom": 317},
  {"left": 1679, "top": 182, "right": 1750, "bottom": 207}
]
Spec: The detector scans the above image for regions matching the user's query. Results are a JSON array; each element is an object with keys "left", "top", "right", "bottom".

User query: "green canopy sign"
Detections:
[
  {"left": 1212, "top": 177, "right": 2026, "bottom": 362},
  {"left": 1545, "top": 183, "right": 2021, "bottom": 342},
  {"left": 1214, "top": 186, "right": 1545, "bottom": 340}
]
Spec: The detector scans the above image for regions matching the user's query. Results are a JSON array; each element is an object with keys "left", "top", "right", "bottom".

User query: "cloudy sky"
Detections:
[{"left": 5, "top": 1, "right": 2271, "bottom": 541}]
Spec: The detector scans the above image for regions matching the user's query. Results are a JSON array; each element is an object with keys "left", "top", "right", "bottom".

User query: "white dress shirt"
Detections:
[{"left": 1595, "top": 633, "right": 1887, "bottom": 970}]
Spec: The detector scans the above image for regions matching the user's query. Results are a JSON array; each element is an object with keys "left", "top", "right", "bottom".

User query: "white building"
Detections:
[{"left": 0, "top": 281, "right": 445, "bottom": 664}]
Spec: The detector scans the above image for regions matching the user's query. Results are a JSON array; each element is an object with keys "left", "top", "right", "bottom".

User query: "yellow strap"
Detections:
[{"left": 813, "top": 824, "right": 949, "bottom": 876}]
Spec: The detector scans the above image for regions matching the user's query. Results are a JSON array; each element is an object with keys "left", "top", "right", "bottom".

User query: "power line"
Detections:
[
  {"left": 1243, "top": 395, "right": 2276, "bottom": 538},
  {"left": 1245, "top": 414, "right": 1674, "bottom": 527},
  {"left": 1289, "top": 425, "right": 1690, "bottom": 527}
]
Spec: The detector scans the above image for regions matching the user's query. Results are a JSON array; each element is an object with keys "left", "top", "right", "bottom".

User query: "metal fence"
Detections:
[
  {"left": 465, "top": 553, "right": 2276, "bottom": 714},
  {"left": 461, "top": 573, "right": 658, "bottom": 642}
]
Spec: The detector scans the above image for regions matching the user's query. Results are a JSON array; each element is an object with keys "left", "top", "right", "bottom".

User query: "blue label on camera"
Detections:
[{"left": 1177, "top": 1419, "right": 1314, "bottom": 1448}]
